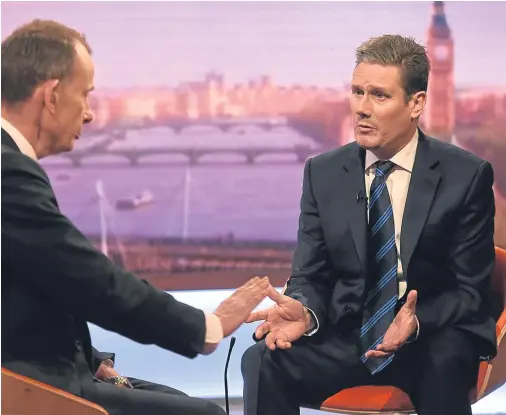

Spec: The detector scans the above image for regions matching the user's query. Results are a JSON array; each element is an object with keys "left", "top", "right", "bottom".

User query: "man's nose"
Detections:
[
  {"left": 83, "top": 111, "right": 94, "bottom": 125},
  {"left": 356, "top": 97, "right": 372, "bottom": 118}
]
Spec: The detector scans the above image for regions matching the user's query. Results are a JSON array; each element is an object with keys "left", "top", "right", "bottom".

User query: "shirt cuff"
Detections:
[
  {"left": 303, "top": 306, "right": 319, "bottom": 336},
  {"left": 201, "top": 312, "right": 224, "bottom": 355},
  {"left": 406, "top": 315, "right": 420, "bottom": 343},
  {"left": 281, "top": 282, "right": 288, "bottom": 294}
]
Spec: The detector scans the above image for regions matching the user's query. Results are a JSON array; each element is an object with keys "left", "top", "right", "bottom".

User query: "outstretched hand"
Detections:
[
  {"left": 365, "top": 290, "right": 418, "bottom": 359},
  {"left": 246, "top": 286, "right": 312, "bottom": 350},
  {"left": 214, "top": 276, "right": 271, "bottom": 338}
]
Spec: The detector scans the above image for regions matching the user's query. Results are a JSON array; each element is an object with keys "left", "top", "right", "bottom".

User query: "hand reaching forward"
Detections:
[
  {"left": 214, "top": 276, "right": 271, "bottom": 337},
  {"left": 365, "top": 290, "right": 418, "bottom": 359},
  {"left": 246, "top": 286, "right": 313, "bottom": 350}
]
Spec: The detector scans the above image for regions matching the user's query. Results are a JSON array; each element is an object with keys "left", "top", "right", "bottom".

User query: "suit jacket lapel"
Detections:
[
  {"left": 343, "top": 144, "right": 368, "bottom": 271},
  {"left": 400, "top": 132, "right": 441, "bottom": 276}
]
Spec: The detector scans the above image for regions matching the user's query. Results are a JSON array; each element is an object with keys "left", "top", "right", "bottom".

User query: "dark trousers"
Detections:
[
  {"left": 83, "top": 376, "right": 225, "bottom": 415},
  {"left": 241, "top": 325, "right": 481, "bottom": 415}
]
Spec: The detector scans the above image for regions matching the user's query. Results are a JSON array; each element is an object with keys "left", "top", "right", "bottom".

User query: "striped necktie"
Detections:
[{"left": 360, "top": 160, "right": 398, "bottom": 375}]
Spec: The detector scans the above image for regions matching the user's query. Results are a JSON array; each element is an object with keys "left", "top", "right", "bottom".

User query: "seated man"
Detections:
[
  {"left": 1, "top": 19, "right": 273, "bottom": 415},
  {"left": 241, "top": 34, "right": 498, "bottom": 415}
]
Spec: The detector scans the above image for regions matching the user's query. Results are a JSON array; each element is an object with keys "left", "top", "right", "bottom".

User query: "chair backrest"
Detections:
[
  {"left": 493, "top": 247, "right": 506, "bottom": 308},
  {"left": 1, "top": 368, "right": 109, "bottom": 415}
]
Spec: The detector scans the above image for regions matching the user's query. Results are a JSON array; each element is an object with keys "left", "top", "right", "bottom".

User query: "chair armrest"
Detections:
[
  {"left": 1, "top": 368, "right": 109, "bottom": 415},
  {"left": 476, "top": 308, "right": 506, "bottom": 399}
]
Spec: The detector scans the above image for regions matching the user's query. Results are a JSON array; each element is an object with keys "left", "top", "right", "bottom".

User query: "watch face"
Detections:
[{"left": 434, "top": 45, "right": 449, "bottom": 61}]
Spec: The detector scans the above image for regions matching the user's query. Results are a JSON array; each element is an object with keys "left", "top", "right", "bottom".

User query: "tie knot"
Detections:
[{"left": 375, "top": 161, "right": 395, "bottom": 177}]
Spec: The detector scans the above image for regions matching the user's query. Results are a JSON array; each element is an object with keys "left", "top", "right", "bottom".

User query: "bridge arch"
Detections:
[{"left": 78, "top": 154, "right": 132, "bottom": 167}]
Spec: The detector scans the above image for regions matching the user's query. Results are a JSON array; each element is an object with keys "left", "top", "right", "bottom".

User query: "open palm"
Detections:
[
  {"left": 246, "top": 286, "right": 309, "bottom": 350},
  {"left": 365, "top": 290, "right": 418, "bottom": 359}
]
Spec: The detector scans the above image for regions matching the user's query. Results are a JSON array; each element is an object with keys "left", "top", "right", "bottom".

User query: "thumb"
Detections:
[
  {"left": 245, "top": 309, "right": 269, "bottom": 323},
  {"left": 405, "top": 290, "right": 417, "bottom": 310}
]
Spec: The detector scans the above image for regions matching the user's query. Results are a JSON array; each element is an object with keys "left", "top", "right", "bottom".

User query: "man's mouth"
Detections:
[{"left": 357, "top": 123, "right": 375, "bottom": 130}]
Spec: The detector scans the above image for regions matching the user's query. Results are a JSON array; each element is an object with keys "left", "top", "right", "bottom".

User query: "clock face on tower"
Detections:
[{"left": 434, "top": 45, "right": 449, "bottom": 61}]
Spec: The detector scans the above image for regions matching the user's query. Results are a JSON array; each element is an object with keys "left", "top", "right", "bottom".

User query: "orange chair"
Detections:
[
  {"left": 1, "top": 368, "right": 109, "bottom": 415},
  {"left": 318, "top": 246, "right": 506, "bottom": 414}
]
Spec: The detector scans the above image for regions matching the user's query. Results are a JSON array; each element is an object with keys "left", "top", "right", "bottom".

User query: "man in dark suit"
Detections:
[
  {"left": 241, "top": 35, "right": 497, "bottom": 415},
  {"left": 1, "top": 19, "right": 272, "bottom": 415}
]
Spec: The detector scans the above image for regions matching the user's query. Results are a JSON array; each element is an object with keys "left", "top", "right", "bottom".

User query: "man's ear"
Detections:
[
  {"left": 42, "top": 79, "right": 61, "bottom": 114},
  {"left": 410, "top": 91, "right": 427, "bottom": 120}
]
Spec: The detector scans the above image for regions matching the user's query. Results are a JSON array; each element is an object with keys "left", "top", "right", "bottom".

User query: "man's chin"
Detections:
[
  {"left": 355, "top": 131, "right": 380, "bottom": 147},
  {"left": 356, "top": 137, "right": 381, "bottom": 151},
  {"left": 54, "top": 143, "right": 74, "bottom": 156}
]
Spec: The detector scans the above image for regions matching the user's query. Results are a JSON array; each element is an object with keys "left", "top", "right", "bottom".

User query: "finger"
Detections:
[
  {"left": 275, "top": 339, "right": 292, "bottom": 349},
  {"left": 376, "top": 343, "right": 399, "bottom": 353},
  {"left": 365, "top": 350, "right": 391, "bottom": 359},
  {"left": 405, "top": 290, "right": 417, "bottom": 310},
  {"left": 239, "top": 276, "right": 267, "bottom": 293},
  {"left": 266, "top": 285, "right": 284, "bottom": 303},
  {"left": 265, "top": 331, "right": 278, "bottom": 351},
  {"left": 254, "top": 321, "right": 271, "bottom": 340},
  {"left": 243, "top": 277, "right": 271, "bottom": 303},
  {"left": 245, "top": 309, "right": 270, "bottom": 323},
  {"left": 243, "top": 275, "right": 261, "bottom": 286}
]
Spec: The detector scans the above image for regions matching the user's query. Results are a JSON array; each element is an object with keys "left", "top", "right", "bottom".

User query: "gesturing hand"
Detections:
[
  {"left": 214, "top": 276, "right": 271, "bottom": 338},
  {"left": 246, "top": 286, "right": 313, "bottom": 350},
  {"left": 365, "top": 290, "right": 418, "bottom": 359}
]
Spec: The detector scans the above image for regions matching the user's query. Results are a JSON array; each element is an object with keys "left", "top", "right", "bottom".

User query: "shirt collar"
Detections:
[
  {"left": 364, "top": 129, "right": 419, "bottom": 173},
  {"left": 1, "top": 117, "right": 38, "bottom": 161}
]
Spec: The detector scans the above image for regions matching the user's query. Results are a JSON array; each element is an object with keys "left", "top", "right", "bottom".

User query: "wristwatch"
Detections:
[{"left": 106, "top": 375, "right": 133, "bottom": 388}]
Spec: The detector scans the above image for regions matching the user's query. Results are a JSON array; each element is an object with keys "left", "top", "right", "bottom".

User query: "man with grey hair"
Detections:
[
  {"left": 242, "top": 34, "right": 497, "bottom": 415},
  {"left": 1, "top": 19, "right": 276, "bottom": 415}
]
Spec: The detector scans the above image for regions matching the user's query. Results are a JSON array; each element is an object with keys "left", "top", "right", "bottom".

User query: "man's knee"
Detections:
[
  {"left": 126, "top": 377, "right": 188, "bottom": 396},
  {"left": 203, "top": 400, "right": 226, "bottom": 415},
  {"left": 412, "top": 329, "right": 479, "bottom": 403},
  {"left": 422, "top": 353, "right": 477, "bottom": 394},
  {"left": 425, "top": 329, "right": 479, "bottom": 385}
]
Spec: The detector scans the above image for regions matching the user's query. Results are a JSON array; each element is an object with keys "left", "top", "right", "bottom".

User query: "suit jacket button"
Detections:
[
  {"left": 344, "top": 305, "right": 353, "bottom": 314},
  {"left": 74, "top": 341, "right": 82, "bottom": 351}
]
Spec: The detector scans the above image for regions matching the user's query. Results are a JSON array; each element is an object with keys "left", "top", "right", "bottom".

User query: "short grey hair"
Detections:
[
  {"left": 356, "top": 34, "right": 430, "bottom": 99},
  {"left": 1, "top": 19, "right": 92, "bottom": 105}
]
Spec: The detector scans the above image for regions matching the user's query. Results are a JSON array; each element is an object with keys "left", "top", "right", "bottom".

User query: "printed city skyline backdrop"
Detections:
[{"left": 2, "top": 1, "right": 505, "bottom": 413}]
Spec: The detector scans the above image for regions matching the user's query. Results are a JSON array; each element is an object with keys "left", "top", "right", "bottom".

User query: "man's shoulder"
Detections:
[
  {"left": 309, "top": 141, "right": 359, "bottom": 168},
  {"left": 424, "top": 134, "right": 488, "bottom": 171},
  {"left": 2, "top": 144, "right": 46, "bottom": 176},
  {"left": 2, "top": 145, "right": 51, "bottom": 191}
]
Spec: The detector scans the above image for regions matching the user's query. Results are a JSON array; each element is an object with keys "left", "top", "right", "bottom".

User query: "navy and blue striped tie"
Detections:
[{"left": 360, "top": 161, "right": 398, "bottom": 375}]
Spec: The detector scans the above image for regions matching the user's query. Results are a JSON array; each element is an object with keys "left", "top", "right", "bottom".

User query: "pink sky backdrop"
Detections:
[{"left": 2, "top": 1, "right": 505, "bottom": 89}]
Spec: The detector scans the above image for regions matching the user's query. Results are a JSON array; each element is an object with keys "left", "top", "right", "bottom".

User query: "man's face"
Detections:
[
  {"left": 350, "top": 62, "right": 425, "bottom": 158},
  {"left": 43, "top": 42, "right": 95, "bottom": 155}
]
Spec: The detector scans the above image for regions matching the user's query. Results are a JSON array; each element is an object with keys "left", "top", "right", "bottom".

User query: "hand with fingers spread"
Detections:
[
  {"left": 365, "top": 290, "right": 419, "bottom": 359},
  {"left": 213, "top": 276, "right": 272, "bottom": 338},
  {"left": 245, "top": 286, "right": 313, "bottom": 351}
]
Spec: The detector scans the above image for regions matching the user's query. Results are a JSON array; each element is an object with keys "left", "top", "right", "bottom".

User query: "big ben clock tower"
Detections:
[{"left": 425, "top": 1, "right": 455, "bottom": 142}]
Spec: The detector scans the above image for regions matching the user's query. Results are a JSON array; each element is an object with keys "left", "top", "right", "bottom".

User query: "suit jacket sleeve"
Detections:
[
  {"left": 1, "top": 152, "right": 206, "bottom": 358},
  {"left": 284, "top": 158, "right": 334, "bottom": 330},
  {"left": 416, "top": 160, "right": 496, "bottom": 337}
]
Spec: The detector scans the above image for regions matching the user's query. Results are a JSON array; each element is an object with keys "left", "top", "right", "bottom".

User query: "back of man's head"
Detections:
[{"left": 1, "top": 19, "right": 92, "bottom": 106}]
